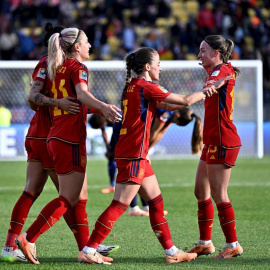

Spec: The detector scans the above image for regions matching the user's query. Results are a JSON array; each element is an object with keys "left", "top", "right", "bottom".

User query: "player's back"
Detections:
[{"left": 47, "top": 58, "right": 88, "bottom": 144}]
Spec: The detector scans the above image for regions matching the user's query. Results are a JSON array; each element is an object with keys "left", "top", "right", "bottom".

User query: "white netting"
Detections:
[{"left": 0, "top": 60, "right": 263, "bottom": 159}]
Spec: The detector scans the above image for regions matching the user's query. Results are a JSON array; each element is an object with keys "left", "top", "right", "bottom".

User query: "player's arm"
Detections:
[
  {"left": 101, "top": 127, "right": 110, "bottom": 151},
  {"left": 156, "top": 102, "right": 185, "bottom": 111},
  {"left": 76, "top": 82, "right": 122, "bottom": 122},
  {"left": 163, "top": 75, "right": 233, "bottom": 106},
  {"left": 28, "top": 80, "right": 80, "bottom": 114},
  {"left": 149, "top": 119, "right": 170, "bottom": 149}
]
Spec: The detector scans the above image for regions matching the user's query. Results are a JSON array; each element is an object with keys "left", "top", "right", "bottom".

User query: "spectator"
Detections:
[{"left": 0, "top": 104, "right": 12, "bottom": 127}]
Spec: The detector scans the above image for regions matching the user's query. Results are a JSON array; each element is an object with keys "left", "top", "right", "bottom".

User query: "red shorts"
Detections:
[
  {"left": 116, "top": 159, "right": 154, "bottom": 184},
  {"left": 200, "top": 144, "right": 240, "bottom": 167},
  {"left": 25, "top": 138, "right": 54, "bottom": 169},
  {"left": 47, "top": 139, "right": 87, "bottom": 175}
]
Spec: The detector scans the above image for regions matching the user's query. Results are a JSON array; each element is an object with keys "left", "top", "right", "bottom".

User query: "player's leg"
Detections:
[
  {"left": 101, "top": 158, "right": 116, "bottom": 194},
  {"left": 138, "top": 164, "right": 197, "bottom": 263},
  {"left": 188, "top": 145, "right": 215, "bottom": 256},
  {"left": 128, "top": 194, "right": 149, "bottom": 216},
  {"left": 78, "top": 182, "right": 139, "bottom": 264},
  {"left": 1, "top": 139, "right": 49, "bottom": 262},
  {"left": 208, "top": 163, "right": 243, "bottom": 259}
]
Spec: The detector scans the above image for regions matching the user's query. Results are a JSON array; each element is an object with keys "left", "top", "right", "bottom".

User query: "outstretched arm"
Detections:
[
  {"left": 76, "top": 82, "right": 122, "bottom": 122},
  {"left": 163, "top": 75, "right": 233, "bottom": 107}
]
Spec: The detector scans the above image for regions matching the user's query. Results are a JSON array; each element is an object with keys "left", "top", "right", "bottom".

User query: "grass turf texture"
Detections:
[{"left": 0, "top": 157, "right": 270, "bottom": 269}]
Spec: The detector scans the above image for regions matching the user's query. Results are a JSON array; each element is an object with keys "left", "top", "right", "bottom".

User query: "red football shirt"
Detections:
[
  {"left": 115, "top": 78, "right": 171, "bottom": 159},
  {"left": 26, "top": 56, "right": 52, "bottom": 139},
  {"left": 203, "top": 62, "right": 241, "bottom": 148},
  {"left": 47, "top": 58, "right": 89, "bottom": 144}
]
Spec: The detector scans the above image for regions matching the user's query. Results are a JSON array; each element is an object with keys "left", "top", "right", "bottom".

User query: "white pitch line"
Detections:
[{"left": 0, "top": 182, "right": 270, "bottom": 191}]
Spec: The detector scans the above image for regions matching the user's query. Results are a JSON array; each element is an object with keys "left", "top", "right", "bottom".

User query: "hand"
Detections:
[
  {"left": 146, "top": 154, "right": 151, "bottom": 165},
  {"left": 213, "top": 75, "right": 233, "bottom": 89},
  {"left": 58, "top": 97, "right": 81, "bottom": 114},
  {"left": 101, "top": 104, "right": 122, "bottom": 123},
  {"left": 105, "top": 150, "right": 114, "bottom": 160},
  {"left": 202, "top": 85, "right": 217, "bottom": 98}
]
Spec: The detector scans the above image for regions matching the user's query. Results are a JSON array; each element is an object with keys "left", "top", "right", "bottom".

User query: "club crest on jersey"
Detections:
[
  {"left": 211, "top": 70, "right": 220, "bottom": 77},
  {"left": 37, "top": 68, "right": 46, "bottom": 79},
  {"left": 158, "top": 85, "right": 168, "bottom": 93},
  {"left": 160, "top": 112, "right": 170, "bottom": 122},
  {"left": 80, "top": 70, "right": 88, "bottom": 81}
]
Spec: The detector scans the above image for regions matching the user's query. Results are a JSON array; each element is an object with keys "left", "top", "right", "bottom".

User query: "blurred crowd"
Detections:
[{"left": 0, "top": 0, "right": 270, "bottom": 116}]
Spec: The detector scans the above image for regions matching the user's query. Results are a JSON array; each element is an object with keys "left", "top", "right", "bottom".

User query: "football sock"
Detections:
[
  {"left": 197, "top": 197, "right": 214, "bottom": 241},
  {"left": 217, "top": 202, "right": 238, "bottom": 243},
  {"left": 198, "top": 240, "right": 212, "bottom": 246},
  {"left": 108, "top": 159, "right": 116, "bottom": 187},
  {"left": 5, "top": 191, "right": 37, "bottom": 248},
  {"left": 130, "top": 194, "right": 138, "bottom": 208},
  {"left": 87, "top": 200, "right": 128, "bottom": 249},
  {"left": 63, "top": 199, "right": 89, "bottom": 251},
  {"left": 165, "top": 245, "right": 179, "bottom": 256},
  {"left": 140, "top": 196, "right": 148, "bottom": 207},
  {"left": 26, "top": 196, "right": 71, "bottom": 243},
  {"left": 225, "top": 241, "right": 238, "bottom": 249},
  {"left": 148, "top": 194, "right": 173, "bottom": 250}
]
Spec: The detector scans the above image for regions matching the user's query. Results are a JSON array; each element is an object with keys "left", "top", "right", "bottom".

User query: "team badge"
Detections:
[
  {"left": 81, "top": 156, "right": 87, "bottom": 167},
  {"left": 211, "top": 70, "right": 220, "bottom": 77},
  {"left": 138, "top": 168, "right": 145, "bottom": 179},
  {"left": 158, "top": 85, "right": 168, "bottom": 93},
  {"left": 37, "top": 68, "right": 46, "bottom": 79},
  {"left": 160, "top": 112, "right": 170, "bottom": 122},
  {"left": 80, "top": 70, "right": 88, "bottom": 81}
]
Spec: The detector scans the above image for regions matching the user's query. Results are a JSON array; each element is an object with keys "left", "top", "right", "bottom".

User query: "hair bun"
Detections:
[{"left": 45, "top": 22, "right": 53, "bottom": 33}]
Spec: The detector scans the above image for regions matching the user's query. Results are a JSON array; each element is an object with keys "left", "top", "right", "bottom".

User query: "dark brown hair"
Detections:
[
  {"left": 170, "top": 108, "right": 203, "bottom": 154},
  {"left": 121, "top": 47, "right": 158, "bottom": 107},
  {"left": 204, "top": 35, "right": 241, "bottom": 77}
]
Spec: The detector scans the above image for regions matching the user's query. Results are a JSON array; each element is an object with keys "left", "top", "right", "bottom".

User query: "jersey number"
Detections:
[
  {"left": 51, "top": 80, "right": 69, "bottom": 116},
  {"left": 120, "top": 99, "right": 128, "bottom": 135}
]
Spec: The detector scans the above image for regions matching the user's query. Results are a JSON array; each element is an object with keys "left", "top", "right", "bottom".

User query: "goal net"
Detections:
[{"left": 0, "top": 60, "right": 263, "bottom": 159}]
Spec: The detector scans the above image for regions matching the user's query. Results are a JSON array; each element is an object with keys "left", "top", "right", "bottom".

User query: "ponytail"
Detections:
[
  {"left": 47, "top": 33, "right": 65, "bottom": 81},
  {"left": 204, "top": 35, "right": 241, "bottom": 78},
  {"left": 190, "top": 113, "right": 203, "bottom": 155}
]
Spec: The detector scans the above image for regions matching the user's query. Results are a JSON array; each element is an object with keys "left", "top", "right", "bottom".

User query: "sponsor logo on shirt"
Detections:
[
  {"left": 37, "top": 68, "right": 46, "bottom": 79},
  {"left": 211, "top": 70, "right": 220, "bottom": 77},
  {"left": 80, "top": 70, "right": 88, "bottom": 81},
  {"left": 158, "top": 85, "right": 168, "bottom": 93}
]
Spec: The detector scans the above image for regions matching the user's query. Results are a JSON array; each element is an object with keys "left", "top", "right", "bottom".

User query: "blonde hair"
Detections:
[{"left": 47, "top": 28, "right": 83, "bottom": 80}]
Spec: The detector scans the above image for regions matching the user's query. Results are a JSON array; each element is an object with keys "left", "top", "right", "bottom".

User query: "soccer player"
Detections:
[
  {"left": 150, "top": 107, "right": 203, "bottom": 154},
  {"left": 15, "top": 26, "right": 121, "bottom": 265},
  {"left": 78, "top": 47, "right": 233, "bottom": 265},
  {"left": 187, "top": 35, "right": 243, "bottom": 259},
  {"left": 1, "top": 23, "right": 119, "bottom": 263}
]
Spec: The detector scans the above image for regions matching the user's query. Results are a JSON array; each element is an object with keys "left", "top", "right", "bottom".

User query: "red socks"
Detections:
[
  {"left": 217, "top": 202, "right": 238, "bottom": 243},
  {"left": 64, "top": 200, "right": 89, "bottom": 251},
  {"left": 197, "top": 197, "right": 214, "bottom": 241},
  {"left": 87, "top": 200, "right": 128, "bottom": 249},
  {"left": 5, "top": 191, "right": 37, "bottom": 248},
  {"left": 26, "top": 196, "right": 71, "bottom": 243},
  {"left": 148, "top": 194, "right": 173, "bottom": 250}
]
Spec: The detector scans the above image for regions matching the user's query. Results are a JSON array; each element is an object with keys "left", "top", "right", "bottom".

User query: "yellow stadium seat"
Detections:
[
  {"left": 107, "top": 36, "right": 120, "bottom": 53},
  {"left": 185, "top": 1, "right": 199, "bottom": 16},
  {"left": 248, "top": 8, "right": 256, "bottom": 18},
  {"left": 122, "top": 9, "right": 132, "bottom": 20},
  {"left": 185, "top": 53, "right": 197, "bottom": 60}
]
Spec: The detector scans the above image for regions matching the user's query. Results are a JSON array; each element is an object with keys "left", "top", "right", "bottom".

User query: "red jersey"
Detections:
[
  {"left": 26, "top": 56, "right": 53, "bottom": 139},
  {"left": 47, "top": 58, "right": 89, "bottom": 144},
  {"left": 203, "top": 62, "right": 241, "bottom": 148},
  {"left": 115, "top": 78, "right": 171, "bottom": 159}
]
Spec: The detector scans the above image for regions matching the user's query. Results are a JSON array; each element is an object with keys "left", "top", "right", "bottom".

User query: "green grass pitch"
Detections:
[{"left": 0, "top": 157, "right": 270, "bottom": 269}]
